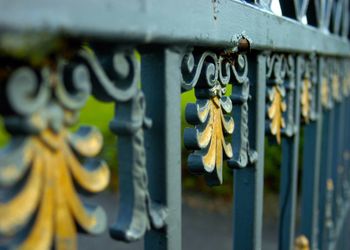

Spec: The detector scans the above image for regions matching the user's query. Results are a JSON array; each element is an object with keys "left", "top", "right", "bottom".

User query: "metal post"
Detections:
[
  {"left": 142, "top": 47, "right": 182, "bottom": 250},
  {"left": 300, "top": 57, "right": 323, "bottom": 249},
  {"left": 232, "top": 53, "right": 266, "bottom": 250},
  {"left": 278, "top": 56, "right": 301, "bottom": 250}
]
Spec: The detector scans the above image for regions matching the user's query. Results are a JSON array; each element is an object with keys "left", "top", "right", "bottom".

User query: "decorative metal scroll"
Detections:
[
  {"left": 227, "top": 52, "right": 258, "bottom": 169},
  {"left": 0, "top": 58, "right": 110, "bottom": 249},
  {"left": 266, "top": 54, "right": 295, "bottom": 144},
  {"left": 181, "top": 50, "right": 234, "bottom": 186},
  {"left": 276, "top": 0, "right": 349, "bottom": 38},
  {"left": 78, "top": 47, "right": 166, "bottom": 242},
  {"left": 181, "top": 44, "right": 256, "bottom": 185},
  {"left": 300, "top": 55, "right": 318, "bottom": 123}
]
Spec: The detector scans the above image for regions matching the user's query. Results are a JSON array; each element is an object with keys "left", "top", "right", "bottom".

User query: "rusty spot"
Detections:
[{"left": 237, "top": 38, "right": 250, "bottom": 53}]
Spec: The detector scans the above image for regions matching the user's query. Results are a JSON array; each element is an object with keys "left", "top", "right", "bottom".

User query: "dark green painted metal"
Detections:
[
  {"left": 278, "top": 56, "right": 301, "bottom": 250},
  {"left": 0, "top": 0, "right": 350, "bottom": 249},
  {"left": 142, "top": 47, "right": 182, "bottom": 250},
  {"left": 232, "top": 53, "right": 266, "bottom": 250},
  {"left": 318, "top": 58, "right": 334, "bottom": 250},
  {"left": 300, "top": 57, "right": 322, "bottom": 250},
  {"left": 0, "top": 0, "right": 350, "bottom": 56},
  {"left": 331, "top": 101, "right": 341, "bottom": 234}
]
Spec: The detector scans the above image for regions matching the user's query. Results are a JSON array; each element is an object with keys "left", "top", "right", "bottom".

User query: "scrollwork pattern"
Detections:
[
  {"left": 79, "top": 47, "right": 167, "bottom": 241},
  {"left": 0, "top": 59, "right": 109, "bottom": 250},
  {"left": 228, "top": 54, "right": 258, "bottom": 168},
  {"left": 266, "top": 54, "right": 295, "bottom": 144},
  {"left": 181, "top": 47, "right": 256, "bottom": 185},
  {"left": 300, "top": 56, "right": 317, "bottom": 123}
]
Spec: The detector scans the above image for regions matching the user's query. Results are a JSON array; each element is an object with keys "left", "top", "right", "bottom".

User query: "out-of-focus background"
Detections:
[{"left": 0, "top": 87, "right": 302, "bottom": 250}]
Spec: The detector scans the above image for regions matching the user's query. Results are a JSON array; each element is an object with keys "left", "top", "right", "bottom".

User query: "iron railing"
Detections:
[{"left": 0, "top": 0, "right": 349, "bottom": 249}]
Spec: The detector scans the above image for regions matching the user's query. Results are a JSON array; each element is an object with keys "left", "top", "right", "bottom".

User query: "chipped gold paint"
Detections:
[
  {"left": 268, "top": 86, "right": 286, "bottom": 144},
  {"left": 332, "top": 74, "right": 340, "bottom": 101},
  {"left": 301, "top": 78, "right": 311, "bottom": 123},
  {"left": 199, "top": 96, "right": 233, "bottom": 173},
  {"left": 295, "top": 235, "right": 310, "bottom": 250},
  {"left": 321, "top": 77, "right": 329, "bottom": 108},
  {"left": 0, "top": 129, "right": 110, "bottom": 250}
]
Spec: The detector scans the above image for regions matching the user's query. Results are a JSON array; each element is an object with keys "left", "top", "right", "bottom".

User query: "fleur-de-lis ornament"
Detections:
[
  {"left": 267, "top": 85, "right": 287, "bottom": 144},
  {"left": 181, "top": 50, "right": 235, "bottom": 185},
  {"left": 185, "top": 95, "right": 234, "bottom": 185},
  {"left": 266, "top": 54, "right": 294, "bottom": 144},
  {"left": 301, "top": 77, "right": 312, "bottom": 123},
  {"left": 321, "top": 77, "right": 330, "bottom": 108}
]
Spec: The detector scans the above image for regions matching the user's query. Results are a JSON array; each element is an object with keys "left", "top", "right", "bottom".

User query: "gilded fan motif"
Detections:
[
  {"left": 268, "top": 86, "right": 287, "bottom": 144},
  {"left": 321, "top": 77, "right": 330, "bottom": 108},
  {"left": 0, "top": 63, "right": 109, "bottom": 250},
  {"left": 185, "top": 96, "right": 234, "bottom": 185},
  {"left": 301, "top": 77, "right": 312, "bottom": 123}
]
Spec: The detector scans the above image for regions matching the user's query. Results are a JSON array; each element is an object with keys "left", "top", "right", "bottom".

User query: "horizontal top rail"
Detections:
[{"left": 0, "top": 0, "right": 349, "bottom": 56}]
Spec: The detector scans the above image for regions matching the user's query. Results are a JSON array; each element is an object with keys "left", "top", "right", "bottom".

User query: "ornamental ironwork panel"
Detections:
[{"left": 0, "top": 55, "right": 109, "bottom": 249}]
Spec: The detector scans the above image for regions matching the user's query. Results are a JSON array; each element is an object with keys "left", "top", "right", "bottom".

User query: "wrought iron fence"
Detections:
[{"left": 0, "top": 0, "right": 349, "bottom": 249}]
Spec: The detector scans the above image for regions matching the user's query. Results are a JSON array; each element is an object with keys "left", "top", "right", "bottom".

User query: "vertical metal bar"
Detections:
[
  {"left": 232, "top": 53, "right": 266, "bottom": 250},
  {"left": 142, "top": 47, "right": 182, "bottom": 250},
  {"left": 325, "top": 108, "right": 336, "bottom": 250},
  {"left": 278, "top": 56, "right": 301, "bottom": 250},
  {"left": 318, "top": 111, "right": 333, "bottom": 250},
  {"left": 331, "top": 101, "right": 342, "bottom": 232},
  {"left": 318, "top": 60, "right": 335, "bottom": 250},
  {"left": 300, "top": 57, "right": 323, "bottom": 249},
  {"left": 333, "top": 70, "right": 347, "bottom": 248}
]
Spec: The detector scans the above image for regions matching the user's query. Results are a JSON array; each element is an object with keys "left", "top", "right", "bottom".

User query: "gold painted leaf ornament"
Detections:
[
  {"left": 321, "top": 77, "right": 330, "bottom": 108},
  {"left": 185, "top": 95, "right": 234, "bottom": 186},
  {"left": 301, "top": 77, "right": 312, "bottom": 123},
  {"left": 268, "top": 86, "right": 286, "bottom": 144},
  {"left": 332, "top": 74, "right": 341, "bottom": 102},
  {"left": 0, "top": 63, "right": 110, "bottom": 250}
]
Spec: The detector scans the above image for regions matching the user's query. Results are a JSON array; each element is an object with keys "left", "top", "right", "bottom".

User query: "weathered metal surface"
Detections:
[
  {"left": 0, "top": 57, "right": 110, "bottom": 249},
  {"left": 0, "top": 1, "right": 349, "bottom": 56}
]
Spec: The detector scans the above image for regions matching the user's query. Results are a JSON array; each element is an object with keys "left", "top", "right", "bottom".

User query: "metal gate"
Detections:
[{"left": 0, "top": 0, "right": 349, "bottom": 249}]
